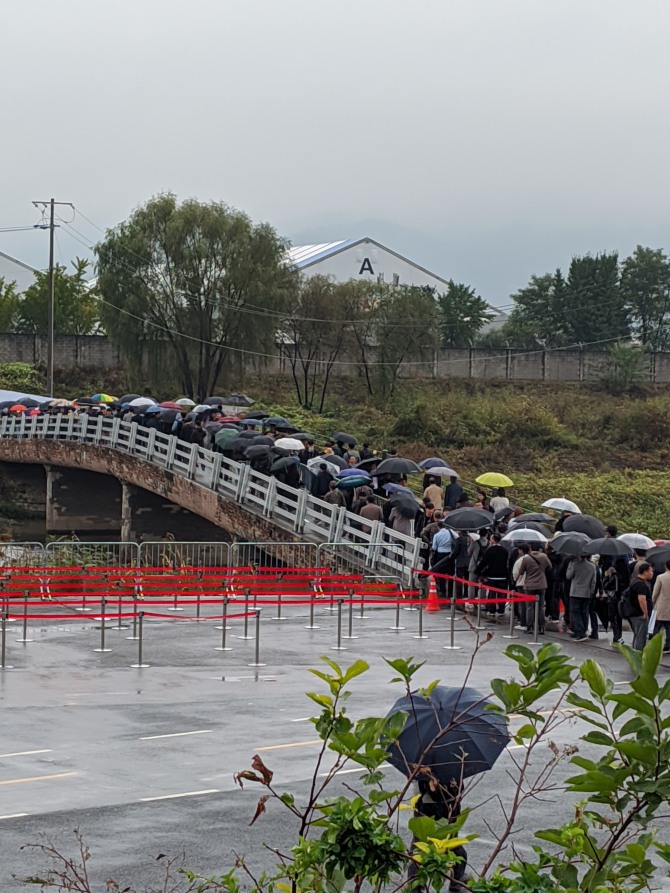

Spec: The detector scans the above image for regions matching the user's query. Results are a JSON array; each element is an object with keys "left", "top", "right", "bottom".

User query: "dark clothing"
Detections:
[
  {"left": 299, "top": 447, "right": 319, "bottom": 465},
  {"left": 571, "top": 595, "right": 590, "bottom": 638},
  {"left": 444, "top": 482, "right": 463, "bottom": 510},
  {"left": 359, "top": 447, "right": 373, "bottom": 461},
  {"left": 408, "top": 779, "right": 466, "bottom": 887},
  {"left": 477, "top": 544, "right": 509, "bottom": 581},
  {"left": 313, "top": 470, "right": 332, "bottom": 498},
  {"left": 628, "top": 579, "right": 652, "bottom": 618},
  {"left": 191, "top": 427, "right": 206, "bottom": 447}
]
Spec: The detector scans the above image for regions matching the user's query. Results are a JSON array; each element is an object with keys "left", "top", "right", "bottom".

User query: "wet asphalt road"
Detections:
[{"left": 1, "top": 601, "right": 669, "bottom": 890}]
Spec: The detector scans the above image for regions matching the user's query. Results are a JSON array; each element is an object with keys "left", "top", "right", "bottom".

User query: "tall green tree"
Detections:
[
  {"left": 95, "top": 194, "right": 295, "bottom": 399},
  {"left": 17, "top": 259, "right": 99, "bottom": 335},
  {"left": 437, "top": 280, "right": 494, "bottom": 348},
  {"left": 373, "top": 285, "right": 440, "bottom": 398},
  {"left": 0, "top": 277, "right": 20, "bottom": 332},
  {"left": 503, "top": 272, "right": 563, "bottom": 347},
  {"left": 559, "top": 251, "right": 629, "bottom": 347},
  {"left": 279, "top": 276, "right": 353, "bottom": 411},
  {"left": 620, "top": 245, "right": 670, "bottom": 350}
]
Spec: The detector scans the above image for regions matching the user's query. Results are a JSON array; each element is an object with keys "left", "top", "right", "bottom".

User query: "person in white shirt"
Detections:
[{"left": 489, "top": 487, "right": 510, "bottom": 513}]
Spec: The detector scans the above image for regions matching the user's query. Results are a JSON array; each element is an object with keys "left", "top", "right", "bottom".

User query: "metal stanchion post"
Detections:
[
  {"left": 168, "top": 586, "right": 184, "bottom": 612},
  {"left": 16, "top": 599, "right": 33, "bottom": 643},
  {"left": 304, "top": 589, "right": 320, "bottom": 630},
  {"left": 114, "top": 590, "right": 128, "bottom": 630},
  {"left": 359, "top": 586, "right": 369, "bottom": 619},
  {"left": 529, "top": 594, "right": 541, "bottom": 647},
  {"left": 331, "top": 599, "right": 348, "bottom": 651},
  {"left": 413, "top": 603, "right": 429, "bottom": 639},
  {"left": 130, "top": 612, "right": 150, "bottom": 668},
  {"left": 503, "top": 596, "right": 520, "bottom": 639},
  {"left": 389, "top": 599, "right": 406, "bottom": 631},
  {"left": 443, "top": 595, "right": 461, "bottom": 650},
  {"left": 273, "top": 590, "right": 288, "bottom": 622},
  {"left": 215, "top": 596, "right": 232, "bottom": 651},
  {"left": 343, "top": 591, "right": 358, "bottom": 640},
  {"left": 473, "top": 582, "right": 486, "bottom": 631},
  {"left": 1, "top": 610, "right": 13, "bottom": 669},
  {"left": 196, "top": 588, "right": 201, "bottom": 620},
  {"left": 127, "top": 593, "right": 139, "bottom": 640},
  {"left": 237, "top": 589, "right": 253, "bottom": 639},
  {"left": 248, "top": 609, "right": 266, "bottom": 668},
  {"left": 215, "top": 591, "right": 231, "bottom": 631},
  {"left": 93, "top": 599, "right": 112, "bottom": 653}
]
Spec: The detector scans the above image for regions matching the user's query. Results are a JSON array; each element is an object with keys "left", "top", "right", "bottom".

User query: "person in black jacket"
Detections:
[
  {"left": 451, "top": 531, "right": 470, "bottom": 603},
  {"left": 477, "top": 533, "right": 509, "bottom": 618},
  {"left": 312, "top": 464, "right": 333, "bottom": 498}
]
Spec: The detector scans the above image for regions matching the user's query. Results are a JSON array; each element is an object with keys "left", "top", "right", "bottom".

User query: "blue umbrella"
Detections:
[
  {"left": 338, "top": 467, "right": 372, "bottom": 479},
  {"left": 383, "top": 482, "right": 410, "bottom": 494},
  {"left": 144, "top": 404, "right": 162, "bottom": 414},
  {"left": 336, "top": 476, "right": 372, "bottom": 489},
  {"left": 386, "top": 685, "right": 509, "bottom": 784}
]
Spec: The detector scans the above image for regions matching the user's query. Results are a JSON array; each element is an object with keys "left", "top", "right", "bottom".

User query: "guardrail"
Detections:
[{"left": 0, "top": 413, "right": 420, "bottom": 584}]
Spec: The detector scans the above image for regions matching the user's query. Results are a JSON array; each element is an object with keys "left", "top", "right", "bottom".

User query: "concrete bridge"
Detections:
[{"left": 0, "top": 413, "right": 418, "bottom": 582}]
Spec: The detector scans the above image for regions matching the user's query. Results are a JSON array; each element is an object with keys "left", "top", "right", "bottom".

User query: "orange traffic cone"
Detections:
[{"left": 426, "top": 575, "right": 440, "bottom": 612}]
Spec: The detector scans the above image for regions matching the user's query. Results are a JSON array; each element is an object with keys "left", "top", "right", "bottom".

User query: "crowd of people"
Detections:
[{"left": 5, "top": 392, "right": 669, "bottom": 654}]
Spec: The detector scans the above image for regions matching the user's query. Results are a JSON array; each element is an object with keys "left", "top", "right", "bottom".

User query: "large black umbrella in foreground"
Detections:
[
  {"left": 562, "top": 514, "right": 606, "bottom": 539},
  {"left": 332, "top": 431, "right": 357, "bottom": 446},
  {"left": 388, "top": 492, "right": 420, "bottom": 518},
  {"left": 444, "top": 507, "right": 493, "bottom": 531},
  {"left": 386, "top": 686, "right": 509, "bottom": 784}
]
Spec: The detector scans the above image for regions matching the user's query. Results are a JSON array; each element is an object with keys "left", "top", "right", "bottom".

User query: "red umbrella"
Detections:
[
  {"left": 9, "top": 404, "right": 27, "bottom": 413},
  {"left": 159, "top": 401, "right": 182, "bottom": 410}
]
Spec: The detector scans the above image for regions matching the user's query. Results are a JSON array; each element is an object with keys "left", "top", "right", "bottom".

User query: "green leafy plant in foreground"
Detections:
[{"left": 23, "top": 638, "right": 670, "bottom": 893}]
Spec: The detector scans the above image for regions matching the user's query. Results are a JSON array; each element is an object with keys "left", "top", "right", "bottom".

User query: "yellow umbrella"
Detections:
[
  {"left": 91, "top": 393, "right": 118, "bottom": 403},
  {"left": 476, "top": 472, "right": 514, "bottom": 488}
]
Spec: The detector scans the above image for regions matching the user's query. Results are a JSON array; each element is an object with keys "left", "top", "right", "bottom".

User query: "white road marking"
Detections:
[
  {"left": 318, "top": 766, "right": 381, "bottom": 777},
  {"left": 257, "top": 739, "right": 320, "bottom": 751},
  {"left": 290, "top": 717, "right": 313, "bottom": 723},
  {"left": 139, "top": 730, "right": 212, "bottom": 741},
  {"left": 0, "top": 749, "right": 53, "bottom": 759},
  {"left": 0, "top": 813, "right": 28, "bottom": 819},
  {"left": 140, "top": 789, "right": 219, "bottom": 802}
]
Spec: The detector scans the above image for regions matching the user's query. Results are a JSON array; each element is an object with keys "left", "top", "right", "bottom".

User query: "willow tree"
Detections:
[{"left": 95, "top": 194, "right": 295, "bottom": 399}]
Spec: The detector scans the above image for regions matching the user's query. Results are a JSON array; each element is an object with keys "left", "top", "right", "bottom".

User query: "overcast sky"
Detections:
[{"left": 3, "top": 0, "right": 669, "bottom": 307}]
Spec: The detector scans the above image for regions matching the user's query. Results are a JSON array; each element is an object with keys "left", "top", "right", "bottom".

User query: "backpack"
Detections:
[{"left": 618, "top": 587, "right": 633, "bottom": 619}]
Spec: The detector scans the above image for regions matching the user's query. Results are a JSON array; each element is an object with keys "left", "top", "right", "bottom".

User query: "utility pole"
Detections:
[{"left": 32, "top": 198, "right": 74, "bottom": 397}]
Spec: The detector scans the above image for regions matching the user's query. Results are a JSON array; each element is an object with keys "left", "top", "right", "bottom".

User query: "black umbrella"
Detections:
[
  {"left": 159, "top": 409, "right": 179, "bottom": 422},
  {"left": 444, "top": 507, "right": 494, "bottom": 531},
  {"left": 236, "top": 429, "right": 257, "bottom": 440},
  {"left": 204, "top": 396, "right": 227, "bottom": 405},
  {"left": 513, "top": 512, "right": 555, "bottom": 524},
  {"left": 509, "top": 520, "right": 553, "bottom": 538},
  {"left": 581, "top": 537, "right": 632, "bottom": 558},
  {"left": 274, "top": 424, "right": 300, "bottom": 434},
  {"left": 74, "top": 396, "right": 99, "bottom": 406},
  {"left": 356, "top": 457, "right": 380, "bottom": 470},
  {"left": 15, "top": 397, "right": 41, "bottom": 408},
  {"left": 494, "top": 505, "right": 517, "bottom": 521},
  {"left": 374, "top": 457, "right": 422, "bottom": 475},
  {"left": 251, "top": 435, "right": 275, "bottom": 446},
  {"left": 225, "top": 393, "right": 255, "bottom": 407},
  {"left": 644, "top": 544, "right": 670, "bottom": 574},
  {"left": 243, "top": 410, "right": 269, "bottom": 420},
  {"left": 263, "top": 416, "right": 291, "bottom": 428},
  {"left": 245, "top": 444, "right": 274, "bottom": 459},
  {"left": 321, "top": 453, "right": 348, "bottom": 470},
  {"left": 388, "top": 493, "right": 420, "bottom": 518},
  {"left": 271, "top": 456, "right": 300, "bottom": 472},
  {"left": 332, "top": 431, "right": 357, "bottom": 446},
  {"left": 563, "top": 514, "right": 606, "bottom": 539},
  {"left": 549, "top": 531, "right": 591, "bottom": 556},
  {"left": 119, "top": 393, "right": 142, "bottom": 404},
  {"left": 386, "top": 686, "right": 509, "bottom": 784}
]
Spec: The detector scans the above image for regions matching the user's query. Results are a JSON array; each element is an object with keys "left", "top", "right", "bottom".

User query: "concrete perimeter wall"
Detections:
[{"left": 2, "top": 334, "right": 670, "bottom": 384}]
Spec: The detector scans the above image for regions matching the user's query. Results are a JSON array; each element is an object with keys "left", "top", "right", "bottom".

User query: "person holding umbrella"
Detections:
[
  {"left": 387, "top": 686, "right": 509, "bottom": 892},
  {"left": 566, "top": 554, "right": 597, "bottom": 641},
  {"left": 517, "top": 541, "right": 552, "bottom": 636}
]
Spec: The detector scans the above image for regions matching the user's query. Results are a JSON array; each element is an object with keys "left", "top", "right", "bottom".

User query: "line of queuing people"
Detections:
[{"left": 418, "top": 518, "right": 670, "bottom": 652}]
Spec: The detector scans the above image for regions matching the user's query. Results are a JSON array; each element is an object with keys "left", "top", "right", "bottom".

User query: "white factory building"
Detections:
[{"left": 287, "top": 238, "right": 452, "bottom": 291}]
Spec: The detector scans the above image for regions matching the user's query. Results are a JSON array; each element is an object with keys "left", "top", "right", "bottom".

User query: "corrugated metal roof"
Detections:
[{"left": 287, "top": 240, "right": 358, "bottom": 268}]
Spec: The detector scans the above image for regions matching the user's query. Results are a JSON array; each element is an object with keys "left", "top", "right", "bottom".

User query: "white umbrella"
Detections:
[
  {"left": 175, "top": 398, "right": 196, "bottom": 408},
  {"left": 274, "top": 437, "right": 305, "bottom": 451},
  {"left": 502, "top": 527, "right": 548, "bottom": 544},
  {"left": 192, "top": 404, "right": 211, "bottom": 413},
  {"left": 306, "top": 456, "right": 340, "bottom": 476},
  {"left": 541, "top": 498, "right": 581, "bottom": 514},
  {"left": 423, "top": 465, "right": 457, "bottom": 477},
  {"left": 128, "top": 396, "right": 157, "bottom": 408},
  {"left": 618, "top": 533, "right": 655, "bottom": 551}
]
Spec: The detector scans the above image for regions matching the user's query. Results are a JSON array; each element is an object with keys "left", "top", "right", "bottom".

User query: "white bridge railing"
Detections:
[{"left": 0, "top": 413, "right": 420, "bottom": 584}]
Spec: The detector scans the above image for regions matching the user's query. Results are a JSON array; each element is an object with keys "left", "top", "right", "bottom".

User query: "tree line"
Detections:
[{"left": 2, "top": 194, "right": 670, "bottom": 402}]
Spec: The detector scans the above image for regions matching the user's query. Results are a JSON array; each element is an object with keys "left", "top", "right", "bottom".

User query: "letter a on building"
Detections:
[{"left": 359, "top": 258, "right": 374, "bottom": 275}]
